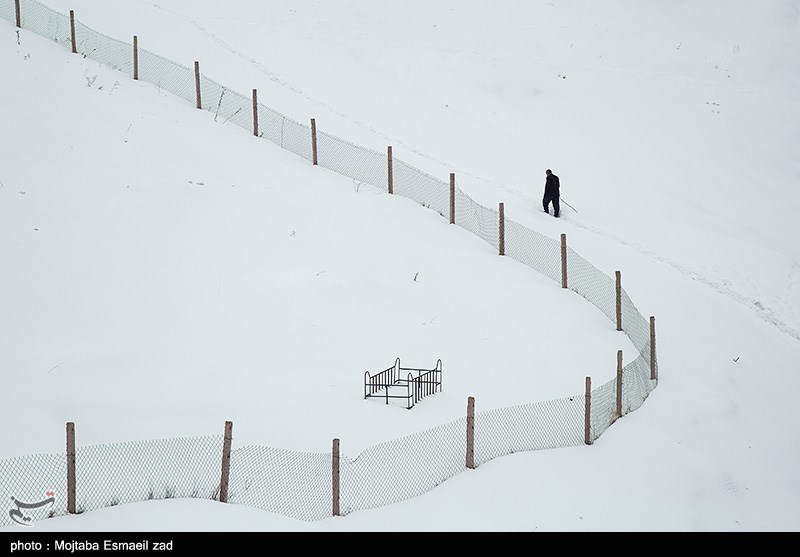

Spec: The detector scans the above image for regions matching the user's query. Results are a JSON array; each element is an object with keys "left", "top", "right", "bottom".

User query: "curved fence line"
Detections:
[{"left": 0, "top": 0, "right": 658, "bottom": 525}]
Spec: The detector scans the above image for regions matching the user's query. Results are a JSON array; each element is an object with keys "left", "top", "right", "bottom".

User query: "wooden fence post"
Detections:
[
  {"left": 650, "top": 316, "right": 657, "bottom": 380},
  {"left": 194, "top": 61, "right": 201, "bottom": 109},
  {"left": 14, "top": 0, "right": 21, "bottom": 28},
  {"left": 311, "top": 118, "right": 318, "bottom": 165},
  {"left": 387, "top": 146, "right": 393, "bottom": 194},
  {"left": 616, "top": 350, "right": 623, "bottom": 420},
  {"left": 560, "top": 233, "right": 568, "bottom": 289},
  {"left": 466, "top": 396, "right": 475, "bottom": 469},
  {"left": 449, "top": 173, "right": 455, "bottom": 224},
  {"left": 252, "top": 89, "right": 258, "bottom": 136},
  {"left": 498, "top": 202, "right": 505, "bottom": 255},
  {"left": 69, "top": 10, "right": 77, "bottom": 54},
  {"left": 615, "top": 270, "right": 623, "bottom": 331},
  {"left": 66, "top": 422, "right": 76, "bottom": 514},
  {"left": 332, "top": 438, "right": 340, "bottom": 516},
  {"left": 584, "top": 377, "right": 592, "bottom": 445},
  {"left": 219, "top": 421, "right": 233, "bottom": 503},
  {"left": 132, "top": 36, "right": 138, "bottom": 80}
]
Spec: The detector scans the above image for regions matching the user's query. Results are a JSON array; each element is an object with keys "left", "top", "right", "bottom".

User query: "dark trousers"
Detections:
[{"left": 543, "top": 194, "right": 560, "bottom": 217}]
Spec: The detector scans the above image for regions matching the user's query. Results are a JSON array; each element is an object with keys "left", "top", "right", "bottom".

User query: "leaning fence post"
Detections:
[
  {"left": 466, "top": 396, "right": 475, "bottom": 469},
  {"left": 615, "top": 271, "right": 623, "bottom": 331},
  {"left": 584, "top": 377, "right": 592, "bottom": 445},
  {"left": 387, "top": 146, "right": 393, "bottom": 194},
  {"left": 449, "top": 173, "right": 456, "bottom": 224},
  {"left": 219, "top": 420, "right": 233, "bottom": 503},
  {"left": 498, "top": 202, "right": 505, "bottom": 256},
  {"left": 14, "top": 0, "right": 21, "bottom": 28},
  {"left": 194, "top": 61, "right": 202, "bottom": 109},
  {"left": 69, "top": 10, "right": 77, "bottom": 54},
  {"left": 310, "top": 118, "right": 318, "bottom": 165},
  {"left": 616, "top": 350, "right": 623, "bottom": 420},
  {"left": 560, "top": 233, "right": 568, "bottom": 288},
  {"left": 650, "top": 316, "right": 657, "bottom": 380},
  {"left": 252, "top": 89, "right": 258, "bottom": 136},
  {"left": 132, "top": 36, "right": 138, "bottom": 80},
  {"left": 332, "top": 438, "right": 340, "bottom": 516},
  {"left": 66, "top": 422, "right": 76, "bottom": 514}
]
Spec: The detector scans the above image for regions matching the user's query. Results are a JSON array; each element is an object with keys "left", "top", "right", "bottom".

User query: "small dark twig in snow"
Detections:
[
  {"left": 221, "top": 108, "right": 241, "bottom": 125},
  {"left": 46, "top": 362, "right": 64, "bottom": 375},
  {"left": 214, "top": 89, "right": 226, "bottom": 122}
]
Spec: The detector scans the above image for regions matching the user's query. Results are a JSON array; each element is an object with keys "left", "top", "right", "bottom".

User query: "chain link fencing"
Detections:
[
  {"left": 590, "top": 377, "right": 618, "bottom": 440},
  {"left": 13, "top": 0, "right": 70, "bottom": 50},
  {"left": 317, "top": 130, "right": 387, "bottom": 191},
  {"left": 392, "top": 158, "right": 450, "bottom": 218},
  {"left": 0, "top": 1, "right": 10, "bottom": 23},
  {"left": 504, "top": 218, "right": 562, "bottom": 282},
  {"left": 455, "top": 188, "right": 500, "bottom": 251},
  {"left": 138, "top": 48, "right": 195, "bottom": 104},
  {"left": 201, "top": 76, "right": 251, "bottom": 131},
  {"left": 73, "top": 19, "right": 132, "bottom": 75},
  {"left": 1, "top": 0, "right": 659, "bottom": 525},
  {"left": 227, "top": 445, "right": 331, "bottom": 522},
  {"left": 256, "top": 103, "right": 313, "bottom": 162},
  {"left": 567, "top": 247, "right": 617, "bottom": 323},
  {"left": 340, "top": 418, "right": 465, "bottom": 515},
  {"left": 0, "top": 453, "right": 68, "bottom": 525},
  {"left": 474, "top": 397, "right": 585, "bottom": 466},
  {"left": 73, "top": 436, "right": 223, "bottom": 515}
]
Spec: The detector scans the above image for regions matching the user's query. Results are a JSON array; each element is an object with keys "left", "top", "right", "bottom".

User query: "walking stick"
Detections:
[{"left": 560, "top": 198, "right": 578, "bottom": 213}]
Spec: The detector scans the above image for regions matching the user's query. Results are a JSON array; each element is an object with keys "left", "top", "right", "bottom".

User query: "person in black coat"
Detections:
[{"left": 543, "top": 169, "right": 560, "bottom": 218}]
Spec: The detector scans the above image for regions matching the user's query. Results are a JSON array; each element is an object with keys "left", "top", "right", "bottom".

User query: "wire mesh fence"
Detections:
[
  {"left": 317, "top": 130, "right": 387, "bottom": 190},
  {"left": 505, "top": 218, "right": 562, "bottom": 283},
  {"left": 0, "top": 453, "right": 68, "bottom": 526},
  {"left": 137, "top": 48, "right": 195, "bottom": 104},
  {"left": 227, "top": 445, "right": 331, "bottom": 522},
  {"left": 455, "top": 188, "right": 499, "bottom": 251},
  {"left": 201, "top": 76, "right": 252, "bottom": 131},
  {"left": 73, "top": 436, "right": 223, "bottom": 515},
  {"left": 621, "top": 289, "right": 650, "bottom": 353},
  {"left": 622, "top": 355, "right": 655, "bottom": 415},
  {"left": 1, "top": 0, "right": 660, "bottom": 525},
  {"left": 340, "top": 418, "right": 465, "bottom": 515},
  {"left": 392, "top": 158, "right": 450, "bottom": 218},
  {"left": 474, "top": 397, "right": 585, "bottom": 466},
  {"left": 256, "top": 104, "right": 313, "bottom": 161},
  {"left": 0, "top": 0, "right": 12, "bottom": 24},
  {"left": 73, "top": 20, "right": 132, "bottom": 75},
  {"left": 14, "top": 0, "right": 70, "bottom": 50},
  {"left": 589, "top": 377, "right": 618, "bottom": 441},
  {"left": 567, "top": 247, "right": 617, "bottom": 323}
]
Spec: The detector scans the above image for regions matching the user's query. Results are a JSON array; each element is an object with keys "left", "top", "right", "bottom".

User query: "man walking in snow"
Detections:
[{"left": 543, "top": 169, "right": 560, "bottom": 218}]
